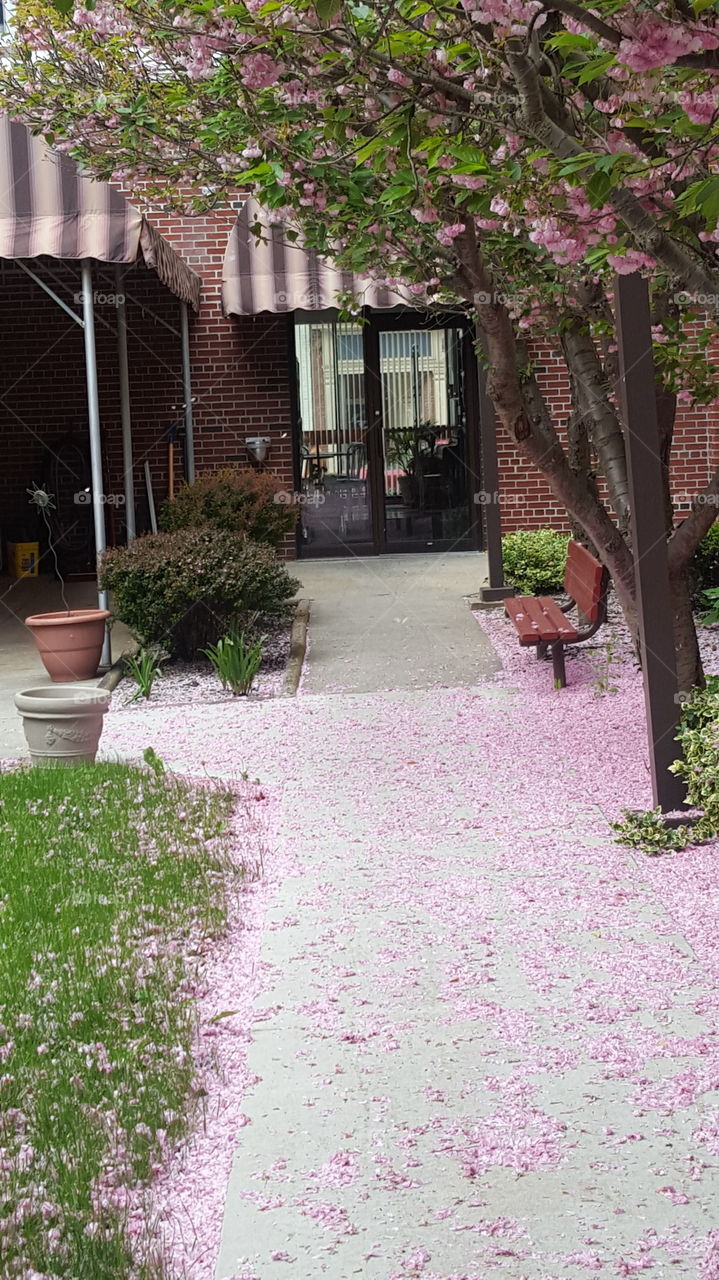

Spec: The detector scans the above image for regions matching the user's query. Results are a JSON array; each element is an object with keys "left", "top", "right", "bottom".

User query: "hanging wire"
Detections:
[{"left": 27, "top": 484, "right": 70, "bottom": 612}]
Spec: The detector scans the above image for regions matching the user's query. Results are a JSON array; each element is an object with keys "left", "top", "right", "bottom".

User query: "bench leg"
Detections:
[
  {"left": 537, "top": 642, "right": 548, "bottom": 661},
  {"left": 551, "top": 642, "right": 567, "bottom": 689}
]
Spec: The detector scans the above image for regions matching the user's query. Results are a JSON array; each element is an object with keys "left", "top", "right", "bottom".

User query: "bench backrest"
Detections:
[{"left": 563, "top": 541, "right": 608, "bottom": 623}]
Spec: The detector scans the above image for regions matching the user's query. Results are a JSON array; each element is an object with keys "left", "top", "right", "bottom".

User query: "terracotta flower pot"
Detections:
[
  {"left": 15, "top": 685, "right": 111, "bottom": 765},
  {"left": 24, "top": 609, "right": 110, "bottom": 682}
]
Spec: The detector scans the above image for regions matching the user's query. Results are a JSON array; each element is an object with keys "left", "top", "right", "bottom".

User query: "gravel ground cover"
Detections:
[{"left": 112, "top": 619, "right": 292, "bottom": 710}]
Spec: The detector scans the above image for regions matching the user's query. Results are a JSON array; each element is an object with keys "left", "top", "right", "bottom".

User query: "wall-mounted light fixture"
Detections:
[{"left": 245, "top": 436, "right": 271, "bottom": 465}]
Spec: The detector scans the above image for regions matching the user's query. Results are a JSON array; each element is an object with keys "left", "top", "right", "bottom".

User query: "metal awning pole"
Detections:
[
  {"left": 614, "top": 272, "right": 685, "bottom": 812},
  {"left": 81, "top": 259, "right": 111, "bottom": 669},
  {"left": 115, "top": 265, "right": 136, "bottom": 542},
  {"left": 180, "top": 300, "right": 195, "bottom": 484}
]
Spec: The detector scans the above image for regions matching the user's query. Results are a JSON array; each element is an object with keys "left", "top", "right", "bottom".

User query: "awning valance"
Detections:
[
  {"left": 0, "top": 117, "right": 201, "bottom": 310},
  {"left": 223, "top": 197, "right": 414, "bottom": 316}
]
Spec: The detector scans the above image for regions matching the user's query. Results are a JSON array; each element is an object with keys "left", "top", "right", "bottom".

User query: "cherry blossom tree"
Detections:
[{"left": 3, "top": 0, "right": 718, "bottom": 686}]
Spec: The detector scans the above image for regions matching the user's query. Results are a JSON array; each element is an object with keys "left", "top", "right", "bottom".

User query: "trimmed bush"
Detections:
[
  {"left": 101, "top": 528, "right": 299, "bottom": 659},
  {"left": 691, "top": 520, "right": 719, "bottom": 606},
  {"left": 160, "top": 467, "right": 297, "bottom": 548},
  {"left": 501, "top": 529, "right": 570, "bottom": 596},
  {"left": 614, "top": 675, "right": 719, "bottom": 852}
]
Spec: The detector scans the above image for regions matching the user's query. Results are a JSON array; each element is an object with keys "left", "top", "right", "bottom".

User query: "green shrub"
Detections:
[
  {"left": 701, "top": 586, "right": 719, "bottom": 626},
  {"left": 613, "top": 675, "right": 719, "bottom": 852},
  {"left": 101, "top": 528, "right": 299, "bottom": 659},
  {"left": 691, "top": 520, "right": 719, "bottom": 606},
  {"left": 160, "top": 467, "right": 297, "bottom": 548},
  {"left": 501, "top": 529, "right": 570, "bottom": 596}
]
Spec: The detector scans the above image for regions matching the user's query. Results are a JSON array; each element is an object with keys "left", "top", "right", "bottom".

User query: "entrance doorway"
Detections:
[{"left": 292, "top": 311, "right": 481, "bottom": 556}]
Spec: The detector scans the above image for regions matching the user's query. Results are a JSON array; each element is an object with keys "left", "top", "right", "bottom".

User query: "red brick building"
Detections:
[
  {"left": 113, "top": 194, "right": 719, "bottom": 560},
  {"left": 1, "top": 126, "right": 717, "bottom": 570}
]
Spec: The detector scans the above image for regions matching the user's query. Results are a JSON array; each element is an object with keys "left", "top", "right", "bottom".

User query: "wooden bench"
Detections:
[{"left": 504, "top": 541, "right": 609, "bottom": 688}]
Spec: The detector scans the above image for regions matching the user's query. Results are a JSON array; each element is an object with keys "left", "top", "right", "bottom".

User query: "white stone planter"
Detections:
[{"left": 15, "top": 685, "right": 111, "bottom": 765}]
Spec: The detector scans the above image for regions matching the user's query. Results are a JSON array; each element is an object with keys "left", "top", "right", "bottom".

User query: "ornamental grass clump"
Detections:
[
  {"left": 0, "top": 760, "right": 245, "bottom": 1278},
  {"left": 124, "top": 646, "right": 167, "bottom": 701},
  {"left": 203, "top": 624, "right": 265, "bottom": 696},
  {"left": 100, "top": 527, "right": 299, "bottom": 660}
]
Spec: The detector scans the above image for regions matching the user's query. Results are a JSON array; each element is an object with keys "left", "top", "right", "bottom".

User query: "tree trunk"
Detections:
[
  {"left": 561, "top": 320, "right": 630, "bottom": 534},
  {"left": 655, "top": 386, "right": 677, "bottom": 537},
  {"left": 670, "top": 568, "right": 704, "bottom": 693},
  {"left": 565, "top": 393, "right": 598, "bottom": 545}
]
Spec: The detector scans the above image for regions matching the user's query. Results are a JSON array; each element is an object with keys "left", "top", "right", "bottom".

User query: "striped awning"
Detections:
[
  {"left": 0, "top": 117, "right": 201, "bottom": 310},
  {"left": 223, "top": 197, "right": 416, "bottom": 316}
]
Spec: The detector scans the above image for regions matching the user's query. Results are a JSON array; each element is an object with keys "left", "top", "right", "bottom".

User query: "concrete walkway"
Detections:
[
  {"left": 293, "top": 552, "right": 499, "bottom": 693},
  {"left": 95, "top": 555, "right": 719, "bottom": 1277}
]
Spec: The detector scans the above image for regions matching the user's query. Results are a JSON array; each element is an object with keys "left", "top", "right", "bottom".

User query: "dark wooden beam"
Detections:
[{"left": 614, "top": 272, "right": 686, "bottom": 812}]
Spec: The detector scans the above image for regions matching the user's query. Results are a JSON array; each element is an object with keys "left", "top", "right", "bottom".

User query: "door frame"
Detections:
[{"left": 289, "top": 307, "right": 483, "bottom": 558}]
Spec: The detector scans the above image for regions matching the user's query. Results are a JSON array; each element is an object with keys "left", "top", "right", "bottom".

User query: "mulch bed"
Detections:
[{"left": 112, "top": 616, "right": 292, "bottom": 710}]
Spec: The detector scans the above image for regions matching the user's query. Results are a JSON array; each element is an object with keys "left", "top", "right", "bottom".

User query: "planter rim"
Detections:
[
  {"left": 15, "top": 685, "right": 111, "bottom": 714},
  {"left": 25, "top": 609, "right": 111, "bottom": 628}
]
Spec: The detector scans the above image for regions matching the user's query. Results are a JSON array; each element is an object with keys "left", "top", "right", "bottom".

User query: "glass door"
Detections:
[
  {"left": 294, "top": 317, "right": 373, "bottom": 553},
  {"left": 378, "top": 325, "right": 473, "bottom": 549},
  {"left": 292, "top": 313, "right": 479, "bottom": 556}
]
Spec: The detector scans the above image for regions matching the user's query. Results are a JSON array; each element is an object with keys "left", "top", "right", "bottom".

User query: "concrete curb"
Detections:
[
  {"left": 469, "top": 597, "right": 508, "bottom": 612},
  {"left": 281, "top": 599, "right": 310, "bottom": 697},
  {"left": 98, "top": 657, "right": 126, "bottom": 693}
]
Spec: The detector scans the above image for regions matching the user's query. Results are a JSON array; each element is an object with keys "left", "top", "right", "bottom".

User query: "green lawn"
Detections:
[{"left": 0, "top": 759, "right": 241, "bottom": 1279}]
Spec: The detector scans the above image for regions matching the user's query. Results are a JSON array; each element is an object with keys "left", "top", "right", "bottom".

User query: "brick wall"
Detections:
[
  {"left": 116, "top": 191, "right": 297, "bottom": 555},
  {"left": 0, "top": 196, "right": 716, "bottom": 565},
  {"left": 494, "top": 335, "right": 719, "bottom": 535}
]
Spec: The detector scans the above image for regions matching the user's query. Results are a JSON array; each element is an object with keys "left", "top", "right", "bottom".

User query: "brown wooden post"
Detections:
[
  {"left": 614, "top": 272, "right": 686, "bottom": 812},
  {"left": 476, "top": 332, "right": 514, "bottom": 603}
]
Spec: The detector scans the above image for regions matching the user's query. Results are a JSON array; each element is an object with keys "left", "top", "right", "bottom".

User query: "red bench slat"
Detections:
[
  {"left": 537, "top": 597, "right": 579, "bottom": 641},
  {"left": 505, "top": 595, "right": 560, "bottom": 645},
  {"left": 563, "top": 541, "right": 605, "bottom": 622}
]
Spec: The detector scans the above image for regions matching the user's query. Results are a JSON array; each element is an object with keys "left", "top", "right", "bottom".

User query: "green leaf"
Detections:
[
  {"left": 546, "top": 31, "right": 595, "bottom": 51},
  {"left": 353, "top": 137, "right": 387, "bottom": 165},
  {"left": 586, "top": 168, "right": 611, "bottom": 207},
  {"left": 594, "top": 151, "right": 626, "bottom": 172},
  {"left": 556, "top": 151, "right": 600, "bottom": 176},
  {"left": 315, "top": 0, "right": 343, "bottom": 21},
  {"left": 574, "top": 53, "right": 615, "bottom": 85},
  {"left": 378, "top": 183, "right": 416, "bottom": 203},
  {"left": 676, "top": 176, "right": 719, "bottom": 228}
]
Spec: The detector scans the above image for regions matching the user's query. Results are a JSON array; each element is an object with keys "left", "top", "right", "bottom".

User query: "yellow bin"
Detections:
[{"left": 8, "top": 541, "right": 39, "bottom": 578}]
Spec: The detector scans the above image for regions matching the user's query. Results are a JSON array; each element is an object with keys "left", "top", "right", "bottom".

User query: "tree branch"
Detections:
[
  {"left": 560, "top": 318, "right": 630, "bottom": 532},
  {"left": 668, "top": 465, "right": 719, "bottom": 570},
  {"left": 541, "top": 1, "right": 621, "bottom": 47},
  {"left": 505, "top": 43, "right": 719, "bottom": 311},
  {"left": 452, "top": 222, "right": 637, "bottom": 601},
  {"left": 543, "top": 2, "right": 719, "bottom": 69}
]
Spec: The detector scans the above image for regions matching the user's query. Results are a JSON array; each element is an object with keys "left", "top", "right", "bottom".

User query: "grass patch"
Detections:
[{"left": 0, "top": 760, "right": 243, "bottom": 1278}]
